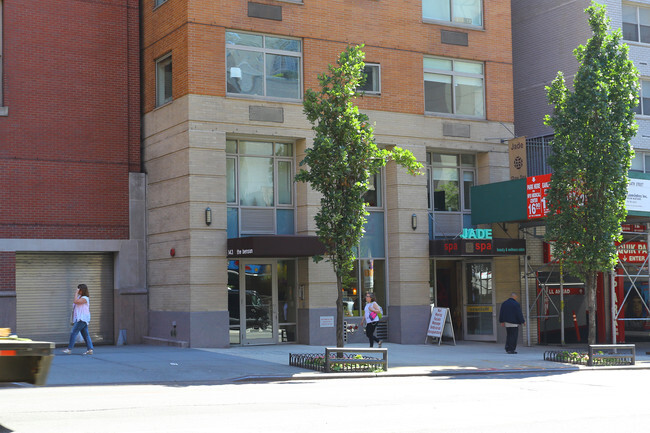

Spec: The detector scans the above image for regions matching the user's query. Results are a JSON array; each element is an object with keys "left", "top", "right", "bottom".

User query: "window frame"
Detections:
[
  {"left": 422, "top": 0, "right": 483, "bottom": 28},
  {"left": 358, "top": 63, "right": 381, "bottom": 95},
  {"left": 427, "top": 152, "right": 476, "bottom": 213},
  {"left": 631, "top": 150, "right": 650, "bottom": 173},
  {"left": 155, "top": 53, "right": 173, "bottom": 108},
  {"left": 423, "top": 56, "right": 485, "bottom": 118},
  {"left": 634, "top": 78, "right": 650, "bottom": 116},
  {"left": 226, "top": 30, "right": 303, "bottom": 102},
  {"left": 154, "top": 0, "right": 168, "bottom": 9},
  {"left": 622, "top": 3, "right": 650, "bottom": 44},
  {"left": 226, "top": 139, "right": 296, "bottom": 237}
]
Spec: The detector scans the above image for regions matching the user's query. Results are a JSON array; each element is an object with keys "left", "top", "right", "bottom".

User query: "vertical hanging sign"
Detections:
[
  {"left": 527, "top": 174, "right": 552, "bottom": 219},
  {"left": 508, "top": 136, "right": 527, "bottom": 180}
]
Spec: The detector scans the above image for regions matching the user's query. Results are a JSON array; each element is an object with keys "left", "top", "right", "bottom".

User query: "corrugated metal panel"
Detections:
[
  {"left": 16, "top": 253, "right": 114, "bottom": 345},
  {"left": 241, "top": 208, "right": 275, "bottom": 234}
]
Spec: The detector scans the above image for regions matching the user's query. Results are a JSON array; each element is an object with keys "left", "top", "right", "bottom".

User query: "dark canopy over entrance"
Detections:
[{"left": 227, "top": 235, "right": 326, "bottom": 258}]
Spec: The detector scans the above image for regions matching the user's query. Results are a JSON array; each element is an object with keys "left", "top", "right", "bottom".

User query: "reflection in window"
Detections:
[
  {"left": 423, "top": 0, "right": 483, "bottom": 27},
  {"left": 623, "top": 4, "right": 650, "bottom": 43},
  {"left": 227, "top": 140, "right": 295, "bottom": 236},
  {"left": 226, "top": 31, "right": 302, "bottom": 100},
  {"left": 358, "top": 64, "right": 381, "bottom": 94},
  {"left": 424, "top": 57, "right": 484, "bottom": 117}
]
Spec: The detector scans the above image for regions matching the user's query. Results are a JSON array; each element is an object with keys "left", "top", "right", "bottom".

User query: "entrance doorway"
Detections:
[
  {"left": 464, "top": 261, "right": 496, "bottom": 341},
  {"left": 432, "top": 259, "right": 497, "bottom": 341},
  {"left": 227, "top": 259, "right": 297, "bottom": 345},
  {"left": 432, "top": 260, "right": 463, "bottom": 339}
]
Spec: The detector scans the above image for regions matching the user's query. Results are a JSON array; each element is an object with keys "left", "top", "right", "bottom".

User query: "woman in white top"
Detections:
[
  {"left": 360, "top": 292, "right": 383, "bottom": 348},
  {"left": 63, "top": 284, "right": 94, "bottom": 355}
]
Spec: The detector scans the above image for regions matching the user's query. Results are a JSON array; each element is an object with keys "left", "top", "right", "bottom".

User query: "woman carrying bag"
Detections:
[{"left": 361, "top": 292, "right": 383, "bottom": 348}]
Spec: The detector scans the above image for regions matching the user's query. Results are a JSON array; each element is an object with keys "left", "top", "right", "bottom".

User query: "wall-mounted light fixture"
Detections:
[
  {"left": 205, "top": 207, "right": 212, "bottom": 226},
  {"left": 411, "top": 213, "right": 417, "bottom": 230}
]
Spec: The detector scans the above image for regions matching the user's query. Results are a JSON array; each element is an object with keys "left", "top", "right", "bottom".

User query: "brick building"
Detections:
[
  {"left": 142, "top": 0, "right": 521, "bottom": 348},
  {"left": 0, "top": 0, "right": 146, "bottom": 345}
]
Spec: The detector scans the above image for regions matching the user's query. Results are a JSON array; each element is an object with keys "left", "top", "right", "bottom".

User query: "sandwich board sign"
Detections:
[{"left": 426, "top": 307, "right": 456, "bottom": 345}]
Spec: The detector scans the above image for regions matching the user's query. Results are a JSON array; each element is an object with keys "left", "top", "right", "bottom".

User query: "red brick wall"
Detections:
[
  {"left": 0, "top": 253, "right": 16, "bottom": 292},
  {"left": 0, "top": 0, "right": 141, "bottom": 239},
  {"left": 142, "top": 0, "right": 513, "bottom": 122}
]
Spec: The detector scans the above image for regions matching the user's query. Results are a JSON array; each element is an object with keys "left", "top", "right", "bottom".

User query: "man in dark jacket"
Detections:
[{"left": 499, "top": 292, "right": 525, "bottom": 354}]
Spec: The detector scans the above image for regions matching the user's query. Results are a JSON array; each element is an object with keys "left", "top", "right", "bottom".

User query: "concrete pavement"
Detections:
[{"left": 37, "top": 340, "right": 650, "bottom": 386}]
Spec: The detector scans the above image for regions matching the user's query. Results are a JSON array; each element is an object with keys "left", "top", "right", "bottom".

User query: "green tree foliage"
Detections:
[
  {"left": 544, "top": 2, "right": 638, "bottom": 344},
  {"left": 296, "top": 45, "right": 422, "bottom": 347}
]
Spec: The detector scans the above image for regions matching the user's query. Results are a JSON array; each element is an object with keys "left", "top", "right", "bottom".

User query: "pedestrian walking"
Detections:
[
  {"left": 499, "top": 292, "right": 525, "bottom": 354},
  {"left": 63, "top": 284, "right": 94, "bottom": 355},
  {"left": 361, "top": 292, "right": 383, "bottom": 348}
]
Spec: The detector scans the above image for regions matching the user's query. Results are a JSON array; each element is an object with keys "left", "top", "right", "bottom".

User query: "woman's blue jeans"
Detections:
[{"left": 68, "top": 320, "right": 94, "bottom": 350}]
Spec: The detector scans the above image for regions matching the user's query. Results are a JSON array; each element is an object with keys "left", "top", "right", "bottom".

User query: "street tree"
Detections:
[
  {"left": 296, "top": 45, "right": 422, "bottom": 348},
  {"left": 544, "top": 2, "right": 638, "bottom": 344}
]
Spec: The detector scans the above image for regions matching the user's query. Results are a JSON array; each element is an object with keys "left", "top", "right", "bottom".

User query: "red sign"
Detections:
[
  {"left": 527, "top": 174, "right": 552, "bottom": 219},
  {"left": 547, "top": 287, "right": 585, "bottom": 295},
  {"left": 616, "top": 242, "right": 648, "bottom": 263}
]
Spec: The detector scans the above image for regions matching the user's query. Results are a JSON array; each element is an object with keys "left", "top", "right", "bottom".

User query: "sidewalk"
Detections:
[{"left": 41, "top": 341, "right": 650, "bottom": 386}]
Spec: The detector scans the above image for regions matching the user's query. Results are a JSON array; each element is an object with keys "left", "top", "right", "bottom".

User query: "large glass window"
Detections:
[
  {"left": 227, "top": 140, "right": 295, "bottom": 237},
  {"left": 423, "top": 0, "right": 482, "bottom": 27},
  {"left": 424, "top": 57, "right": 484, "bottom": 118},
  {"left": 427, "top": 152, "right": 476, "bottom": 237},
  {"left": 226, "top": 31, "right": 302, "bottom": 100},
  {"left": 623, "top": 4, "right": 650, "bottom": 43},
  {"left": 342, "top": 172, "right": 386, "bottom": 317},
  {"left": 155, "top": 54, "right": 173, "bottom": 107}
]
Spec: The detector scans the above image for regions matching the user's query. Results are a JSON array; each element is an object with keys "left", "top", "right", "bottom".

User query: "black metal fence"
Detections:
[{"left": 289, "top": 352, "right": 386, "bottom": 373}]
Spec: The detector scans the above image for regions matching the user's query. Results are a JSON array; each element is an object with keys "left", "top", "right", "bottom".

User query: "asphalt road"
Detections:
[{"left": 1, "top": 369, "right": 648, "bottom": 433}]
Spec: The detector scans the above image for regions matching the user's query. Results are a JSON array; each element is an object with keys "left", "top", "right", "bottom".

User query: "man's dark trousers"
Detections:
[{"left": 505, "top": 326, "right": 518, "bottom": 353}]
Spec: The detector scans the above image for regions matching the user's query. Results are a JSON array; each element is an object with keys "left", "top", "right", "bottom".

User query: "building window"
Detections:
[
  {"left": 633, "top": 79, "right": 650, "bottom": 115},
  {"left": 154, "top": 0, "right": 167, "bottom": 8},
  {"left": 631, "top": 151, "right": 650, "bottom": 173},
  {"left": 424, "top": 57, "right": 484, "bottom": 118},
  {"left": 342, "top": 171, "right": 386, "bottom": 317},
  {"left": 623, "top": 4, "right": 650, "bottom": 43},
  {"left": 358, "top": 64, "right": 381, "bottom": 94},
  {"left": 227, "top": 140, "right": 295, "bottom": 237},
  {"left": 226, "top": 31, "right": 302, "bottom": 101},
  {"left": 427, "top": 152, "right": 475, "bottom": 238},
  {"left": 155, "top": 54, "right": 172, "bottom": 107},
  {"left": 423, "top": 0, "right": 482, "bottom": 27}
]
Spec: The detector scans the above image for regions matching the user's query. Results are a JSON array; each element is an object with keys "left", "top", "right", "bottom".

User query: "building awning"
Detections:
[
  {"left": 430, "top": 238, "right": 526, "bottom": 257},
  {"left": 227, "top": 235, "right": 326, "bottom": 258},
  {"left": 470, "top": 171, "right": 650, "bottom": 225}
]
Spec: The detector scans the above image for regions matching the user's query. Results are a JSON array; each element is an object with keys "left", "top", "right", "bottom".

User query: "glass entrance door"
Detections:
[
  {"left": 241, "top": 262, "right": 276, "bottom": 345},
  {"left": 227, "top": 259, "right": 297, "bottom": 345},
  {"left": 464, "top": 261, "right": 496, "bottom": 341}
]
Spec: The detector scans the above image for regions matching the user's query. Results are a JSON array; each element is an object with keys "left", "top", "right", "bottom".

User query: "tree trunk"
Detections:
[
  {"left": 586, "top": 272, "right": 597, "bottom": 345},
  {"left": 336, "top": 275, "right": 344, "bottom": 348}
]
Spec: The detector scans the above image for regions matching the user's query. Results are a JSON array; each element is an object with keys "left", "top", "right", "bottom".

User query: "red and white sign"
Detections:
[
  {"left": 527, "top": 174, "right": 552, "bottom": 219},
  {"left": 427, "top": 307, "right": 447, "bottom": 338},
  {"left": 616, "top": 242, "right": 648, "bottom": 264}
]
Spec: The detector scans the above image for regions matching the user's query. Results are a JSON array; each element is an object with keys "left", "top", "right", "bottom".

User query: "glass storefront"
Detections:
[{"left": 227, "top": 259, "right": 297, "bottom": 345}]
